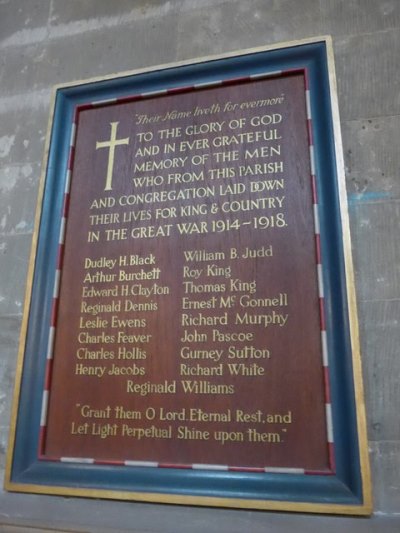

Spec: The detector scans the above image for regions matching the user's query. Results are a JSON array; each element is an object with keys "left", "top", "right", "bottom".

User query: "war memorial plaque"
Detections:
[
  {"left": 45, "top": 72, "right": 327, "bottom": 469},
  {"left": 6, "top": 38, "right": 372, "bottom": 515}
]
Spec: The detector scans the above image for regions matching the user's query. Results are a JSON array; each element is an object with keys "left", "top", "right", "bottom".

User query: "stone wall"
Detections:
[{"left": 0, "top": 1, "right": 399, "bottom": 531}]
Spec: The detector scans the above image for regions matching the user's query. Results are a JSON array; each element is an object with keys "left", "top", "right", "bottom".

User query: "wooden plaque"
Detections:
[{"left": 5, "top": 37, "right": 372, "bottom": 515}]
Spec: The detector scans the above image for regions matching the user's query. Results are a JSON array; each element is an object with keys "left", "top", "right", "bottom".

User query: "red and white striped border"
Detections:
[
  {"left": 39, "top": 68, "right": 335, "bottom": 475},
  {"left": 39, "top": 457, "right": 307, "bottom": 475},
  {"left": 304, "top": 70, "right": 336, "bottom": 474},
  {"left": 38, "top": 110, "right": 77, "bottom": 459},
  {"left": 75, "top": 70, "right": 285, "bottom": 111}
]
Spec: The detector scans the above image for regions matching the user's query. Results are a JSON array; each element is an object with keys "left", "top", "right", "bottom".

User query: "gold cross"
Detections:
[{"left": 96, "top": 122, "right": 129, "bottom": 191}]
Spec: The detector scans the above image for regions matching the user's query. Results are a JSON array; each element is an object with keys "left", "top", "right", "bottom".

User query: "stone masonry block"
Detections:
[
  {"left": 349, "top": 200, "right": 400, "bottom": 301},
  {"left": 334, "top": 30, "right": 400, "bottom": 120},
  {"left": 320, "top": 0, "right": 400, "bottom": 36},
  {"left": 0, "top": 316, "right": 22, "bottom": 470},
  {"left": 176, "top": 0, "right": 323, "bottom": 60},
  {"left": 0, "top": 484, "right": 398, "bottom": 531},
  {"left": 0, "top": 43, "right": 48, "bottom": 95},
  {"left": 0, "top": 0, "right": 50, "bottom": 48},
  {"left": 0, "top": 162, "right": 41, "bottom": 236},
  {"left": 0, "top": 233, "right": 32, "bottom": 315},
  {"left": 0, "top": 13, "right": 178, "bottom": 95},
  {"left": 49, "top": 0, "right": 147, "bottom": 26},
  {"left": 342, "top": 115, "right": 400, "bottom": 200},
  {"left": 0, "top": 105, "right": 48, "bottom": 166},
  {"left": 48, "top": 0, "right": 231, "bottom": 30},
  {"left": 358, "top": 299, "right": 400, "bottom": 441},
  {"left": 370, "top": 441, "right": 400, "bottom": 514}
]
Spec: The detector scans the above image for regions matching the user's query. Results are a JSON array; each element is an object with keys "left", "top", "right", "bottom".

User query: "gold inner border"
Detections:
[{"left": 4, "top": 35, "right": 372, "bottom": 516}]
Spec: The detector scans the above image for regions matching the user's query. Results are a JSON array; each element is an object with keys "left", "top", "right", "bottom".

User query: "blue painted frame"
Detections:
[{"left": 6, "top": 39, "right": 370, "bottom": 513}]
